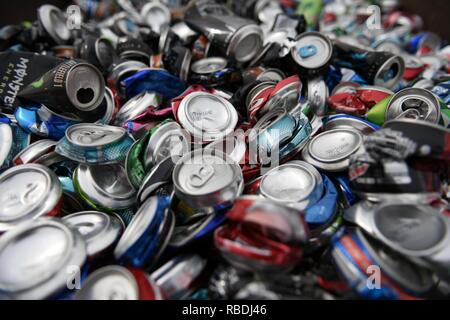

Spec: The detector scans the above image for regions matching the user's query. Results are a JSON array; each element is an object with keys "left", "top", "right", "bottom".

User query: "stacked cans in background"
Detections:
[{"left": 0, "top": 0, "right": 449, "bottom": 300}]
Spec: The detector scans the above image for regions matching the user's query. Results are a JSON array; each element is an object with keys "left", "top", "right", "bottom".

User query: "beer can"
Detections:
[
  {"left": 73, "top": 163, "right": 136, "bottom": 212},
  {"left": 75, "top": 265, "right": 163, "bottom": 300},
  {"left": 56, "top": 123, "right": 134, "bottom": 164},
  {"left": 176, "top": 91, "right": 238, "bottom": 143},
  {"left": 288, "top": 32, "right": 333, "bottom": 77},
  {"left": 62, "top": 211, "right": 124, "bottom": 260},
  {"left": 172, "top": 149, "right": 244, "bottom": 210},
  {"left": 151, "top": 254, "right": 208, "bottom": 300},
  {"left": 302, "top": 128, "right": 365, "bottom": 172},
  {"left": 0, "top": 218, "right": 87, "bottom": 299},
  {"left": 184, "top": 1, "right": 263, "bottom": 63},
  {"left": 331, "top": 228, "right": 435, "bottom": 299},
  {"left": 259, "top": 161, "right": 324, "bottom": 211},
  {"left": 385, "top": 88, "right": 441, "bottom": 124},
  {"left": 0, "top": 164, "right": 62, "bottom": 233},
  {"left": 114, "top": 196, "right": 174, "bottom": 270}
]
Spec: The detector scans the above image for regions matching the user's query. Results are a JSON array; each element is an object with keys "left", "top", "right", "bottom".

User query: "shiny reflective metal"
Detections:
[
  {"left": 302, "top": 129, "right": 364, "bottom": 172},
  {"left": 13, "top": 139, "right": 57, "bottom": 165},
  {"left": 62, "top": 211, "right": 124, "bottom": 258},
  {"left": 172, "top": 149, "right": 244, "bottom": 209},
  {"left": 0, "top": 164, "right": 62, "bottom": 233},
  {"left": 0, "top": 218, "right": 86, "bottom": 299},
  {"left": 114, "top": 92, "right": 162, "bottom": 126}
]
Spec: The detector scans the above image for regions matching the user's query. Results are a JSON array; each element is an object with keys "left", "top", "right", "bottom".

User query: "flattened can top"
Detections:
[
  {"left": 177, "top": 92, "right": 238, "bottom": 142},
  {"left": 291, "top": 32, "right": 333, "bottom": 70},
  {"left": 74, "top": 265, "right": 140, "bottom": 300},
  {"left": 0, "top": 218, "right": 86, "bottom": 299},
  {"left": 62, "top": 211, "right": 124, "bottom": 257},
  {"left": 302, "top": 129, "right": 364, "bottom": 172},
  {"left": 66, "top": 123, "right": 127, "bottom": 148},
  {"left": 0, "top": 164, "right": 62, "bottom": 232},
  {"left": 385, "top": 88, "right": 441, "bottom": 123},
  {"left": 173, "top": 149, "right": 243, "bottom": 208},
  {"left": 75, "top": 163, "right": 136, "bottom": 210},
  {"left": 191, "top": 57, "right": 228, "bottom": 75},
  {"left": 260, "top": 161, "right": 323, "bottom": 207}
]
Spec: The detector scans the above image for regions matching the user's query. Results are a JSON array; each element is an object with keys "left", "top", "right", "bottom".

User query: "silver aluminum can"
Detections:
[
  {"left": 172, "top": 149, "right": 244, "bottom": 209},
  {"left": 62, "top": 211, "right": 124, "bottom": 259},
  {"left": 12, "top": 139, "right": 57, "bottom": 166},
  {"left": 74, "top": 163, "right": 136, "bottom": 211},
  {"left": 0, "top": 164, "right": 62, "bottom": 233},
  {"left": 302, "top": 129, "right": 365, "bottom": 172},
  {"left": 0, "top": 218, "right": 86, "bottom": 299},
  {"left": 177, "top": 92, "right": 238, "bottom": 143},
  {"left": 114, "top": 92, "right": 162, "bottom": 127},
  {"left": 385, "top": 88, "right": 441, "bottom": 124},
  {"left": 259, "top": 161, "right": 324, "bottom": 211}
]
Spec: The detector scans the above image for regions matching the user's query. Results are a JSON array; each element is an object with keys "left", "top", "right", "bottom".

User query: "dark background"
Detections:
[{"left": 0, "top": 0, "right": 449, "bottom": 41}]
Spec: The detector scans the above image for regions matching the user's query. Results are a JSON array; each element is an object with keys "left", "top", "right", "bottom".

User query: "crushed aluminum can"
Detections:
[
  {"left": 56, "top": 123, "right": 134, "bottom": 164},
  {"left": 75, "top": 265, "right": 163, "bottom": 300},
  {"left": 114, "top": 92, "right": 163, "bottom": 127},
  {"left": 0, "top": 164, "right": 62, "bottom": 233},
  {"left": 0, "top": 218, "right": 87, "bottom": 299}
]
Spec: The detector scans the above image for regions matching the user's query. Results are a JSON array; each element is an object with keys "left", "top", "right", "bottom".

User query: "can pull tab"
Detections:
[
  {"left": 189, "top": 165, "right": 215, "bottom": 188},
  {"left": 298, "top": 45, "right": 317, "bottom": 59}
]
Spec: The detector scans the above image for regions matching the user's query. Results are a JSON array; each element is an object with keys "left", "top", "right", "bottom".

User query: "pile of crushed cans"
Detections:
[{"left": 0, "top": 0, "right": 449, "bottom": 300}]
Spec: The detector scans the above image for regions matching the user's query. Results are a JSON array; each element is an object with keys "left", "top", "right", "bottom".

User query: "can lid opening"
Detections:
[{"left": 77, "top": 88, "right": 95, "bottom": 105}]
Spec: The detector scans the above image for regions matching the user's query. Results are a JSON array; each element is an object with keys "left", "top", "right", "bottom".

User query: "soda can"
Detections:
[
  {"left": 191, "top": 34, "right": 212, "bottom": 61},
  {"left": 140, "top": 1, "right": 171, "bottom": 33},
  {"left": 345, "top": 201, "right": 450, "bottom": 282},
  {"left": 75, "top": 265, "right": 163, "bottom": 300},
  {"left": 171, "top": 21, "right": 199, "bottom": 46},
  {"left": 330, "top": 174, "right": 359, "bottom": 208},
  {"left": 184, "top": 0, "right": 263, "bottom": 63},
  {"left": 151, "top": 254, "right": 208, "bottom": 300},
  {"left": 302, "top": 128, "right": 365, "bottom": 173},
  {"left": 331, "top": 227, "right": 435, "bottom": 299},
  {"left": 62, "top": 211, "right": 124, "bottom": 261},
  {"left": 331, "top": 81, "right": 361, "bottom": 95},
  {"left": 136, "top": 156, "right": 181, "bottom": 205},
  {"left": 432, "top": 80, "right": 450, "bottom": 106},
  {"left": 114, "top": 196, "right": 174, "bottom": 270},
  {"left": 385, "top": 88, "right": 441, "bottom": 124},
  {"left": 78, "top": 36, "right": 117, "bottom": 73},
  {"left": 323, "top": 114, "right": 379, "bottom": 135},
  {"left": 125, "top": 120, "right": 187, "bottom": 190},
  {"left": 176, "top": 91, "right": 238, "bottom": 144},
  {"left": 279, "top": 112, "right": 313, "bottom": 162},
  {"left": 114, "top": 92, "right": 163, "bottom": 127},
  {"left": 246, "top": 81, "right": 277, "bottom": 124},
  {"left": 37, "top": 5, "right": 72, "bottom": 45},
  {"left": 288, "top": 32, "right": 333, "bottom": 78},
  {"left": 12, "top": 139, "right": 58, "bottom": 166},
  {"left": 402, "top": 54, "right": 427, "bottom": 81},
  {"left": 407, "top": 32, "right": 441, "bottom": 56},
  {"left": 306, "top": 77, "right": 329, "bottom": 116},
  {"left": 214, "top": 196, "right": 309, "bottom": 273},
  {"left": 0, "top": 123, "right": 14, "bottom": 170},
  {"left": 18, "top": 60, "right": 106, "bottom": 122},
  {"left": 107, "top": 60, "right": 148, "bottom": 98},
  {"left": 172, "top": 149, "right": 244, "bottom": 210},
  {"left": 0, "top": 164, "right": 62, "bottom": 233},
  {"left": 190, "top": 57, "right": 240, "bottom": 87},
  {"left": 260, "top": 75, "right": 302, "bottom": 116},
  {"left": 117, "top": 38, "right": 152, "bottom": 65},
  {"left": 56, "top": 123, "right": 135, "bottom": 164},
  {"left": 333, "top": 40, "right": 405, "bottom": 89},
  {"left": 73, "top": 163, "right": 136, "bottom": 213},
  {"left": 163, "top": 45, "right": 193, "bottom": 83},
  {"left": 258, "top": 160, "right": 324, "bottom": 211},
  {"left": 0, "top": 218, "right": 87, "bottom": 299},
  {"left": 122, "top": 68, "right": 187, "bottom": 102}
]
